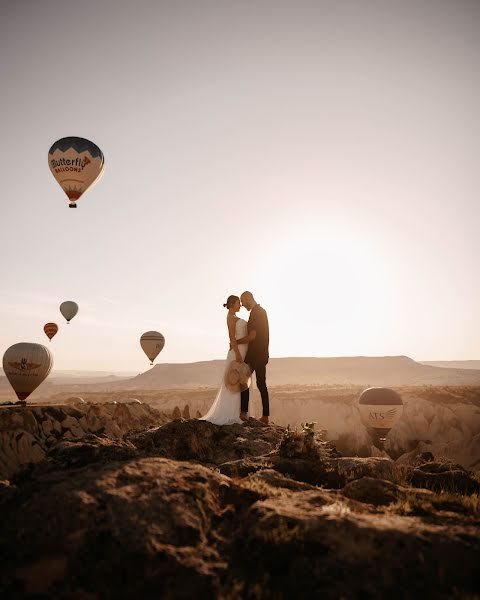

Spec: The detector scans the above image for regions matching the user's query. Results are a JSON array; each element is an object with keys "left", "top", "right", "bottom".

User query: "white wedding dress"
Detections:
[{"left": 201, "top": 318, "right": 249, "bottom": 425}]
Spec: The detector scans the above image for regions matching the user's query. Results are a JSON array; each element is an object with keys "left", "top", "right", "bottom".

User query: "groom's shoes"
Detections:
[
  {"left": 240, "top": 412, "right": 248, "bottom": 422},
  {"left": 260, "top": 416, "right": 269, "bottom": 426}
]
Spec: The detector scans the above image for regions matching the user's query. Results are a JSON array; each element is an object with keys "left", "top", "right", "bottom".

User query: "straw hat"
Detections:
[{"left": 224, "top": 360, "right": 252, "bottom": 392}]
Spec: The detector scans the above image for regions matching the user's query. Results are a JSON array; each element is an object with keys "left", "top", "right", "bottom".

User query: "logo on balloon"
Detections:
[
  {"left": 48, "top": 137, "right": 104, "bottom": 207},
  {"left": 50, "top": 156, "right": 92, "bottom": 173},
  {"left": 8, "top": 358, "right": 42, "bottom": 371},
  {"left": 369, "top": 408, "right": 398, "bottom": 420}
]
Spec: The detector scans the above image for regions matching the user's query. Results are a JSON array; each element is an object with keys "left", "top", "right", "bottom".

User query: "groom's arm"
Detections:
[{"left": 235, "top": 330, "right": 256, "bottom": 345}]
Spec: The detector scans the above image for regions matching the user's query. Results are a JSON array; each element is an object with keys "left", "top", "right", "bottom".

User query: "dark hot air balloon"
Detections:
[{"left": 44, "top": 322, "right": 58, "bottom": 341}]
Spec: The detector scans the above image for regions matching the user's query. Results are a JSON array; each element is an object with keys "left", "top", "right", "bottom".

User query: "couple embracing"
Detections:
[{"left": 201, "top": 291, "right": 270, "bottom": 426}]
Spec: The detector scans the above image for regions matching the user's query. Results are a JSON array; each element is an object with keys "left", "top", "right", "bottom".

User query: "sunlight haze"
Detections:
[{"left": 0, "top": 0, "right": 479, "bottom": 371}]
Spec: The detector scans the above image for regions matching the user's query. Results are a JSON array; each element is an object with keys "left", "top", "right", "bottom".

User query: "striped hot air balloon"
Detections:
[
  {"left": 140, "top": 331, "right": 165, "bottom": 365},
  {"left": 48, "top": 137, "right": 105, "bottom": 208},
  {"left": 44, "top": 322, "right": 58, "bottom": 341},
  {"left": 2, "top": 343, "right": 53, "bottom": 402}
]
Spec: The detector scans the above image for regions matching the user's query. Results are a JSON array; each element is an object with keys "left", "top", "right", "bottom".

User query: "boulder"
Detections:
[
  {"left": 229, "top": 488, "right": 480, "bottom": 599},
  {"left": 410, "top": 461, "right": 480, "bottom": 495},
  {"left": 130, "top": 418, "right": 284, "bottom": 465},
  {"left": 342, "top": 477, "right": 402, "bottom": 506},
  {"left": 334, "top": 457, "right": 395, "bottom": 485},
  {"left": 0, "top": 457, "right": 231, "bottom": 598}
]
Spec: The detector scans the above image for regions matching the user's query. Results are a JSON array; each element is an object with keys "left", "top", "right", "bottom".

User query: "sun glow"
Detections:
[{"left": 256, "top": 229, "right": 396, "bottom": 358}]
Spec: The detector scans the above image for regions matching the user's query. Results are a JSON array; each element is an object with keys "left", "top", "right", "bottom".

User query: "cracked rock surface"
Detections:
[{"left": 0, "top": 416, "right": 479, "bottom": 599}]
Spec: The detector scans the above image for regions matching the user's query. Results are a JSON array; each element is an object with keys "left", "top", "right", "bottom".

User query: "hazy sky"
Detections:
[{"left": 1, "top": 0, "right": 479, "bottom": 372}]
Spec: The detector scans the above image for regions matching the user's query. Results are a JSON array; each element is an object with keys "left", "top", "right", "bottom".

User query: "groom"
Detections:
[{"left": 236, "top": 291, "right": 270, "bottom": 425}]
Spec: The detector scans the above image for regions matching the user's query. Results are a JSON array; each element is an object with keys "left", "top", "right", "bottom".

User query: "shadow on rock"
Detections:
[{"left": 128, "top": 418, "right": 285, "bottom": 465}]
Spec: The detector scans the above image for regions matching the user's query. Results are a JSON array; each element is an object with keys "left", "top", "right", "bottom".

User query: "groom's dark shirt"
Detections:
[{"left": 245, "top": 304, "right": 269, "bottom": 365}]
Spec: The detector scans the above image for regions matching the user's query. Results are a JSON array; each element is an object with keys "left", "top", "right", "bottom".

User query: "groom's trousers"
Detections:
[{"left": 241, "top": 362, "right": 269, "bottom": 417}]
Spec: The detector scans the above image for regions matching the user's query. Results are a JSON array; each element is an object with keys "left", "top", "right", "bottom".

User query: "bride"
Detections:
[{"left": 201, "top": 295, "right": 249, "bottom": 425}]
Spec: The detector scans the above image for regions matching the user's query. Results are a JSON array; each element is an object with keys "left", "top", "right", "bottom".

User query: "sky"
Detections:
[{"left": 0, "top": 0, "right": 479, "bottom": 372}]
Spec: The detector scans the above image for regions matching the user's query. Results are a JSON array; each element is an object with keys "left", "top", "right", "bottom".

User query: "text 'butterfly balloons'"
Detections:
[
  {"left": 43, "top": 322, "right": 58, "bottom": 341},
  {"left": 48, "top": 136, "right": 105, "bottom": 208},
  {"left": 60, "top": 301, "right": 78, "bottom": 324},
  {"left": 140, "top": 331, "right": 165, "bottom": 365},
  {"left": 358, "top": 387, "right": 404, "bottom": 449},
  {"left": 2, "top": 343, "right": 53, "bottom": 402}
]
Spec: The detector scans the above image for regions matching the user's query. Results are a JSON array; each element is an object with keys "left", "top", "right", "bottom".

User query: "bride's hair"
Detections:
[{"left": 223, "top": 295, "right": 239, "bottom": 309}]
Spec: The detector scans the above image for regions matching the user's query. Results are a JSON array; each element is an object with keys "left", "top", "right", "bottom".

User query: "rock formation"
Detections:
[
  {"left": 272, "top": 388, "right": 480, "bottom": 469},
  {"left": 0, "top": 403, "right": 168, "bottom": 480},
  {"left": 0, "top": 412, "right": 478, "bottom": 598}
]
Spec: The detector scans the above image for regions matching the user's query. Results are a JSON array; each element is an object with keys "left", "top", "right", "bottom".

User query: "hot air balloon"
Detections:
[
  {"left": 48, "top": 136, "right": 105, "bottom": 208},
  {"left": 60, "top": 301, "right": 78, "bottom": 324},
  {"left": 2, "top": 343, "right": 53, "bottom": 402},
  {"left": 358, "top": 387, "right": 403, "bottom": 449},
  {"left": 113, "top": 397, "right": 140, "bottom": 404},
  {"left": 65, "top": 396, "right": 85, "bottom": 405},
  {"left": 140, "top": 331, "right": 165, "bottom": 365},
  {"left": 44, "top": 322, "right": 58, "bottom": 341}
]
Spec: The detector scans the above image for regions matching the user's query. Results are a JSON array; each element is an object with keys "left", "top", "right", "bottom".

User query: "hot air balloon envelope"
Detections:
[
  {"left": 44, "top": 322, "right": 58, "bottom": 341},
  {"left": 65, "top": 396, "right": 85, "bottom": 405},
  {"left": 60, "top": 301, "right": 78, "bottom": 323},
  {"left": 140, "top": 331, "right": 165, "bottom": 365},
  {"left": 2, "top": 343, "right": 53, "bottom": 401},
  {"left": 48, "top": 136, "right": 104, "bottom": 207},
  {"left": 358, "top": 387, "right": 403, "bottom": 444}
]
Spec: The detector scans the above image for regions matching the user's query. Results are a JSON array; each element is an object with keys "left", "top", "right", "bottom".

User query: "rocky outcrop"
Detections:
[
  {"left": 0, "top": 437, "right": 478, "bottom": 598},
  {"left": 129, "top": 417, "right": 286, "bottom": 464},
  {"left": 409, "top": 461, "right": 480, "bottom": 495},
  {"left": 0, "top": 457, "right": 231, "bottom": 598},
  {"left": 232, "top": 486, "right": 478, "bottom": 599},
  {"left": 0, "top": 403, "right": 168, "bottom": 479},
  {"left": 0, "top": 418, "right": 479, "bottom": 598},
  {"left": 342, "top": 477, "right": 404, "bottom": 505}
]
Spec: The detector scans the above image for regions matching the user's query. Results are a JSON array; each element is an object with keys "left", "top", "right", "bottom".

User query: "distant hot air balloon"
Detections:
[
  {"left": 65, "top": 396, "right": 85, "bottom": 405},
  {"left": 44, "top": 322, "right": 58, "bottom": 341},
  {"left": 48, "top": 136, "right": 105, "bottom": 208},
  {"left": 140, "top": 331, "right": 165, "bottom": 365},
  {"left": 114, "top": 397, "right": 141, "bottom": 404},
  {"left": 358, "top": 387, "right": 404, "bottom": 449},
  {"left": 60, "top": 301, "right": 78, "bottom": 324},
  {"left": 2, "top": 343, "right": 53, "bottom": 402}
]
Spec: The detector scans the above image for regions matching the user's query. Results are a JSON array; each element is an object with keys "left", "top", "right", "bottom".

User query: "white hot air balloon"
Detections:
[
  {"left": 65, "top": 396, "right": 86, "bottom": 405},
  {"left": 358, "top": 387, "right": 404, "bottom": 449},
  {"left": 115, "top": 397, "right": 141, "bottom": 404},
  {"left": 140, "top": 331, "right": 165, "bottom": 365},
  {"left": 60, "top": 301, "right": 78, "bottom": 324},
  {"left": 2, "top": 343, "right": 53, "bottom": 402}
]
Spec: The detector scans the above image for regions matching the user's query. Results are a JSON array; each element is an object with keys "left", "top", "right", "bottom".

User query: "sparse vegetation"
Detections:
[
  {"left": 390, "top": 490, "right": 479, "bottom": 518},
  {"left": 277, "top": 423, "right": 321, "bottom": 460}
]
